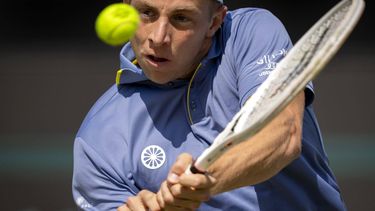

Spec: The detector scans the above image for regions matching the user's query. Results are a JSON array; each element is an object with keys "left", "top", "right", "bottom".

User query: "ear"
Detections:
[{"left": 206, "top": 6, "right": 227, "bottom": 38}]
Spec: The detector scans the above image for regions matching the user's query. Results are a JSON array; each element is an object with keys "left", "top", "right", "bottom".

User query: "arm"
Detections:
[
  {"left": 155, "top": 91, "right": 304, "bottom": 209},
  {"left": 202, "top": 8, "right": 304, "bottom": 195},
  {"left": 207, "top": 91, "right": 305, "bottom": 194}
]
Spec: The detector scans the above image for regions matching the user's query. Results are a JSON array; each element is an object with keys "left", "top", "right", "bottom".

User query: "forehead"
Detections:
[{"left": 131, "top": 0, "right": 211, "bottom": 12}]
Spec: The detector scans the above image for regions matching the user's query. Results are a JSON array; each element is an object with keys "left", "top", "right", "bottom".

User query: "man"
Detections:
[{"left": 73, "top": 0, "right": 347, "bottom": 210}]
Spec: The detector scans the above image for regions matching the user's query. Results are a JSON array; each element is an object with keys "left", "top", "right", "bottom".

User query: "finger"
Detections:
[
  {"left": 139, "top": 190, "right": 161, "bottom": 211},
  {"left": 169, "top": 184, "right": 210, "bottom": 202},
  {"left": 157, "top": 190, "right": 166, "bottom": 209},
  {"left": 168, "top": 153, "right": 193, "bottom": 184},
  {"left": 160, "top": 181, "right": 201, "bottom": 210},
  {"left": 179, "top": 173, "right": 217, "bottom": 189},
  {"left": 160, "top": 180, "right": 175, "bottom": 204},
  {"left": 126, "top": 196, "right": 146, "bottom": 211},
  {"left": 117, "top": 204, "right": 131, "bottom": 211}
]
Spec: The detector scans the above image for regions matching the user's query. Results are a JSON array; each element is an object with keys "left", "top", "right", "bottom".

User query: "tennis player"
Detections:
[{"left": 73, "top": 0, "right": 347, "bottom": 210}]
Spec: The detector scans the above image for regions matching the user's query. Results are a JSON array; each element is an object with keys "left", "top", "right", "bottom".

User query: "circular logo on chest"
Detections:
[{"left": 141, "top": 145, "right": 166, "bottom": 169}]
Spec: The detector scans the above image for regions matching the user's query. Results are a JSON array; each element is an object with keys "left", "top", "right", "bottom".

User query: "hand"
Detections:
[
  {"left": 118, "top": 190, "right": 161, "bottom": 211},
  {"left": 156, "top": 153, "right": 217, "bottom": 210}
]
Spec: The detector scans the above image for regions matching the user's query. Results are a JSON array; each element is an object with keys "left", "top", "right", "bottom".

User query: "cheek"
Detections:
[
  {"left": 172, "top": 31, "right": 205, "bottom": 54},
  {"left": 130, "top": 29, "right": 149, "bottom": 59},
  {"left": 132, "top": 24, "right": 149, "bottom": 44}
]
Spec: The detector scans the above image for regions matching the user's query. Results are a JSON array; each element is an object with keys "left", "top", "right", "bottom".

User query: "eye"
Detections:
[
  {"left": 173, "top": 14, "right": 189, "bottom": 23},
  {"left": 170, "top": 13, "right": 195, "bottom": 29},
  {"left": 138, "top": 8, "right": 157, "bottom": 21}
]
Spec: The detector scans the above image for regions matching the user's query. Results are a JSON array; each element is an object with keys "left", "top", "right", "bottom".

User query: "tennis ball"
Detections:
[{"left": 95, "top": 3, "right": 140, "bottom": 46}]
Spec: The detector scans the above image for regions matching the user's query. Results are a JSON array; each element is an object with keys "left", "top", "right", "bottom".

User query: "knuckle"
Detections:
[
  {"left": 176, "top": 153, "right": 193, "bottom": 165},
  {"left": 139, "top": 190, "right": 152, "bottom": 199},
  {"left": 139, "top": 190, "right": 147, "bottom": 196},
  {"left": 163, "top": 195, "right": 175, "bottom": 204},
  {"left": 174, "top": 164, "right": 185, "bottom": 173},
  {"left": 127, "top": 196, "right": 134, "bottom": 202},
  {"left": 170, "top": 185, "right": 182, "bottom": 196},
  {"left": 178, "top": 153, "right": 192, "bottom": 160},
  {"left": 126, "top": 196, "right": 137, "bottom": 204}
]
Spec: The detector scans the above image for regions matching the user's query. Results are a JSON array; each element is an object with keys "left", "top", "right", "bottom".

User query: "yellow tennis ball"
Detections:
[{"left": 95, "top": 3, "right": 140, "bottom": 46}]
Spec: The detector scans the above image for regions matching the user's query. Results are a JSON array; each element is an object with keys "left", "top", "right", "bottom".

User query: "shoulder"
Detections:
[
  {"left": 77, "top": 84, "right": 119, "bottom": 135},
  {"left": 219, "top": 7, "right": 291, "bottom": 60},
  {"left": 220, "top": 8, "right": 290, "bottom": 50},
  {"left": 227, "top": 7, "right": 276, "bottom": 20},
  {"left": 213, "top": 8, "right": 293, "bottom": 105},
  {"left": 223, "top": 8, "right": 286, "bottom": 34},
  {"left": 75, "top": 84, "right": 131, "bottom": 150}
]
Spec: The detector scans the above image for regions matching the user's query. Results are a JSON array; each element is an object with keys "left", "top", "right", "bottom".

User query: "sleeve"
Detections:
[
  {"left": 226, "top": 9, "right": 314, "bottom": 106},
  {"left": 72, "top": 137, "right": 137, "bottom": 211}
]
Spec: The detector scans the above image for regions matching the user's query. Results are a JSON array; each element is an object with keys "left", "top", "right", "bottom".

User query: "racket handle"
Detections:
[
  {"left": 190, "top": 165, "right": 205, "bottom": 174},
  {"left": 185, "top": 162, "right": 206, "bottom": 175}
]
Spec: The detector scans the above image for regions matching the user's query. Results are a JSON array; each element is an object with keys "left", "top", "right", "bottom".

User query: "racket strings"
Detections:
[
  {"left": 233, "top": 1, "right": 354, "bottom": 136},
  {"left": 269, "top": 1, "right": 352, "bottom": 99}
]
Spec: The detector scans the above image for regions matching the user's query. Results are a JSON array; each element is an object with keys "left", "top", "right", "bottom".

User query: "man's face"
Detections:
[{"left": 128, "top": 0, "right": 223, "bottom": 84}]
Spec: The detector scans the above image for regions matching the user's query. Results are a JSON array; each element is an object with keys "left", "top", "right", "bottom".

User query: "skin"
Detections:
[
  {"left": 119, "top": 0, "right": 305, "bottom": 210},
  {"left": 124, "top": 0, "right": 225, "bottom": 84}
]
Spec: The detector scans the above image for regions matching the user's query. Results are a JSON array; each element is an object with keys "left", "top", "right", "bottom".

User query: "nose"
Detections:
[{"left": 148, "top": 18, "right": 171, "bottom": 47}]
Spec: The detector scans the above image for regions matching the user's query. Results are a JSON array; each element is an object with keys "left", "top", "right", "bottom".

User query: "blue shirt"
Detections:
[{"left": 73, "top": 8, "right": 346, "bottom": 210}]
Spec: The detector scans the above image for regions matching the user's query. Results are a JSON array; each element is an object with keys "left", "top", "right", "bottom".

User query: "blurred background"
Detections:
[{"left": 0, "top": 0, "right": 374, "bottom": 210}]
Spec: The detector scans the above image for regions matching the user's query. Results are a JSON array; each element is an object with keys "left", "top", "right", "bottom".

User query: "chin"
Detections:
[
  {"left": 150, "top": 78, "right": 173, "bottom": 85},
  {"left": 145, "top": 72, "right": 173, "bottom": 85}
]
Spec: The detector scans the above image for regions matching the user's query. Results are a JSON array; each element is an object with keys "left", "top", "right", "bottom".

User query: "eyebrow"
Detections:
[
  {"left": 133, "top": 0, "right": 200, "bottom": 14},
  {"left": 173, "top": 6, "right": 200, "bottom": 14}
]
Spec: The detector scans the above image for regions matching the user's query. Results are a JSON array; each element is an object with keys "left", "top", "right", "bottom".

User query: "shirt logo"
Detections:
[
  {"left": 75, "top": 196, "right": 92, "bottom": 209},
  {"left": 141, "top": 145, "right": 166, "bottom": 169},
  {"left": 257, "top": 49, "right": 288, "bottom": 76}
]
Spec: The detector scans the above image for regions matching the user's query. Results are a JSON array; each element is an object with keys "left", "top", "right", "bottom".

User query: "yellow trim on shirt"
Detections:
[
  {"left": 186, "top": 63, "right": 202, "bottom": 125},
  {"left": 116, "top": 59, "right": 138, "bottom": 85},
  {"left": 116, "top": 69, "right": 123, "bottom": 85}
]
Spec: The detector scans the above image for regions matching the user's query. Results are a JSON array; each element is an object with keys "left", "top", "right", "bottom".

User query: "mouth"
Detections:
[{"left": 146, "top": 55, "right": 170, "bottom": 64}]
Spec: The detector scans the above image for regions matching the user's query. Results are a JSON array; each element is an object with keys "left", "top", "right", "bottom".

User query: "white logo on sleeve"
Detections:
[
  {"left": 141, "top": 145, "right": 166, "bottom": 169},
  {"left": 75, "top": 196, "right": 92, "bottom": 209},
  {"left": 257, "top": 48, "right": 288, "bottom": 76}
]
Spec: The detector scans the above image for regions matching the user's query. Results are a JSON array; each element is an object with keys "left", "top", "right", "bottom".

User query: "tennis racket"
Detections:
[{"left": 188, "top": 0, "right": 365, "bottom": 174}]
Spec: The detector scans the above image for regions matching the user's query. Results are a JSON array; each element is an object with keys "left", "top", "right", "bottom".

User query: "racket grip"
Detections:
[
  {"left": 190, "top": 165, "right": 205, "bottom": 174},
  {"left": 186, "top": 161, "right": 206, "bottom": 175}
]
